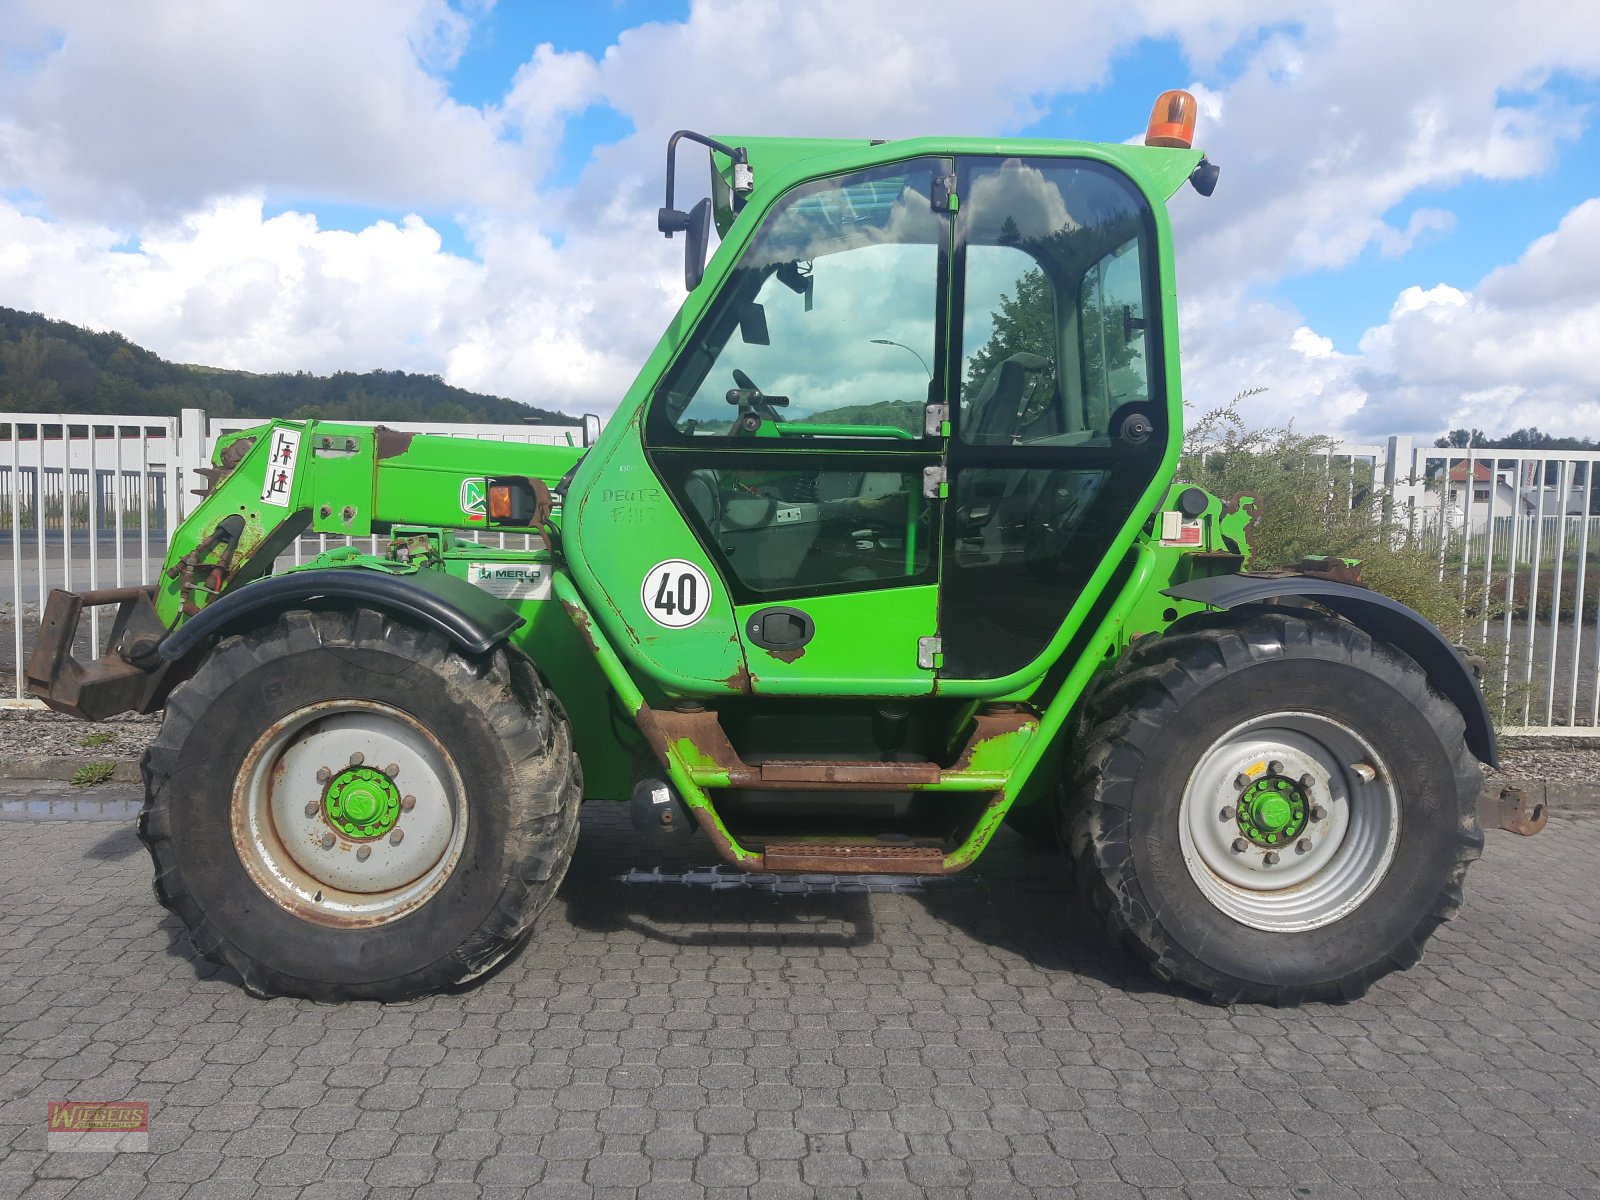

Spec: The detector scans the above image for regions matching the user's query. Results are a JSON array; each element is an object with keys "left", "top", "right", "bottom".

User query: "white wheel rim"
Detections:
[
  {"left": 231, "top": 701, "right": 468, "bottom": 928},
  {"left": 1177, "top": 711, "right": 1401, "bottom": 933}
]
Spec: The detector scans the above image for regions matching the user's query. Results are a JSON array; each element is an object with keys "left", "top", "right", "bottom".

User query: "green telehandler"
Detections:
[{"left": 29, "top": 92, "right": 1492, "bottom": 1005}]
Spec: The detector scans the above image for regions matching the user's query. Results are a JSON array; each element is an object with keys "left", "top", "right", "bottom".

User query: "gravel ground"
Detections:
[{"left": 0, "top": 709, "right": 159, "bottom": 759}]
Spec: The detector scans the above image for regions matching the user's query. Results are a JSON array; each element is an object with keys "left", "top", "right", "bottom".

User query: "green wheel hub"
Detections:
[
  {"left": 324, "top": 767, "right": 401, "bottom": 839},
  {"left": 1237, "top": 775, "right": 1308, "bottom": 846}
]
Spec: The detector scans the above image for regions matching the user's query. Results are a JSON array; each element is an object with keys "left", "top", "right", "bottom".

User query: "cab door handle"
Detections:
[{"left": 747, "top": 606, "right": 814, "bottom": 651}]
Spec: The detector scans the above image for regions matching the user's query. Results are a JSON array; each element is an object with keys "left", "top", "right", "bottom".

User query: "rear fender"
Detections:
[{"left": 1164, "top": 575, "right": 1497, "bottom": 767}]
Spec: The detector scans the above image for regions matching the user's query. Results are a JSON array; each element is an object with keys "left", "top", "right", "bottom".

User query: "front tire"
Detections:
[
  {"left": 1070, "top": 611, "right": 1483, "bottom": 1005},
  {"left": 138, "top": 608, "right": 581, "bottom": 1002}
]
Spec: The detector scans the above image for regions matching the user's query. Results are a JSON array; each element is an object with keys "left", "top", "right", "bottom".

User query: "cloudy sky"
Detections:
[{"left": 1, "top": 0, "right": 1597, "bottom": 441}]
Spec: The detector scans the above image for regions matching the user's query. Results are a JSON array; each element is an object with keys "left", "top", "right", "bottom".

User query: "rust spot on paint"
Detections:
[
  {"left": 373, "top": 426, "right": 416, "bottom": 459},
  {"left": 948, "top": 710, "right": 1039, "bottom": 772},
  {"left": 686, "top": 804, "right": 749, "bottom": 866},
  {"left": 767, "top": 645, "right": 805, "bottom": 664},
  {"left": 559, "top": 600, "right": 599, "bottom": 654}
]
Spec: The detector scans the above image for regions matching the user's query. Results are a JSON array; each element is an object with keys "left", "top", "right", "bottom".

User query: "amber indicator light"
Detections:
[{"left": 1145, "top": 90, "right": 1198, "bottom": 149}]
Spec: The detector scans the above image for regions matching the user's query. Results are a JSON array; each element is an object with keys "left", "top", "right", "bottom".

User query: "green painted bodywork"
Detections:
[{"left": 145, "top": 127, "right": 1262, "bottom": 873}]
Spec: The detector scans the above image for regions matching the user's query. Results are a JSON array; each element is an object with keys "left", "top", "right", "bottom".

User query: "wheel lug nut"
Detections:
[
  {"left": 304, "top": 801, "right": 319, "bottom": 818},
  {"left": 1350, "top": 762, "right": 1376, "bottom": 783},
  {"left": 349, "top": 752, "right": 364, "bottom": 766},
  {"left": 1311, "top": 805, "right": 1328, "bottom": 821},
  {"left": 320, "top": 833, "right": 336, "bottom": 850},
  {"left": 1263, "top": 850, "right": 1280, "bottom": 865},
  {"left": 1268, "top": 761, "right": 1284, "bottom": 776},
  {"left": 315, "top": 767, "right": 331, "bottom": 783},
  {"left": 1299, "top": 773, "right": 1314, "bottom": 790},
  {"left": 1231, "top": 838, "right": 1249, "bottom": 853},
  {"left": 384, "top": 762, "right": 399, "bottom": 777},
  {"left": 356, "top": 846, "right": 371, "bottom": 862},
  {"left": 389, "top": 829, "right": 404, "bottom": 846},
  {"left": 1296, "top": 838, "right": 1312, "bottom": 854},
  {"left": 1233, "top": 773, "right": 1249, "bottom": 790},
  {"left": 401, "top": 795, "right": 416, "bottom": 812},
  {"left": 1220, "top": 806, "right": 1236, "bottom": 821}
]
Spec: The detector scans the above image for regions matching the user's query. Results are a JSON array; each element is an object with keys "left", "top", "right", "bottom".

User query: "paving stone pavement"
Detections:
[{"left": 1, "top": 793, "right": 1597, "bottom": 1200}]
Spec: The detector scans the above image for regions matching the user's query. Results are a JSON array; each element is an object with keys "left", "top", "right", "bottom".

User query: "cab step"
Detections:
[
  {"left": 637, "top": 707, "right": 1035, "bottom": 793},
  {"left": 759, "top": 841, "right": 947, "bottom": 874},
  {"left": 757, "top": 760, "right": 939, "bottom": 786}
]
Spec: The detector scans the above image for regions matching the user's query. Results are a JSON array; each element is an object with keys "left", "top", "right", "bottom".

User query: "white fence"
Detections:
[
  {"left": 4, "top": 416, "right": 1594, "bottom": 736},
  {"left": 0, "top": 408, "right": 583, "bottom": 703},
  {"left": 1341, "top": 437, "right": 1600, "bottom": 737}
]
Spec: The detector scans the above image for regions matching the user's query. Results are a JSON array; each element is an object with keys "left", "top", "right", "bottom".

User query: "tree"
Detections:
[
  {"left": 965, "top": 266, "right": 1057, "bottom": 396},
  {"left": 0, "top": 305, "right": 574, "bottom": 425}
]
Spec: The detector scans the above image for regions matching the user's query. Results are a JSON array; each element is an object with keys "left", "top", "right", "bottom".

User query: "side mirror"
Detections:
[
  {"left": 581, "top": 414, "right": 601, "bottom": 447},
  {"left": 684, "top": 198, "right": 712, "bottom": 292}
]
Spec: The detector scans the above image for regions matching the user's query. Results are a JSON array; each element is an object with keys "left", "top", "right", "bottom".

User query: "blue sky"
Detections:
[{"left": 1, "top": 0, "right": 1597, "bottom": 439}]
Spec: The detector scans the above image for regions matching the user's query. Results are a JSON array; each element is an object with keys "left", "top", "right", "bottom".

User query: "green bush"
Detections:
[{"left": 1179, "top": 399, "right": 1487, "bottom": 640}]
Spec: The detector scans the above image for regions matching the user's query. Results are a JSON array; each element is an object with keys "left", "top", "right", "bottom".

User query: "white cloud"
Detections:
[
  {"left": 0, "top": 0, "right": 520, "bottom": 221},
  {"left": 0, "top": 197, "right": 482, "bottom": 376},
  {"left": 0, "top": 0, "right": 1596, "bottom": 436},
  {"left": 1181, "top": 199, "right": 1600, "bottom": 440}
]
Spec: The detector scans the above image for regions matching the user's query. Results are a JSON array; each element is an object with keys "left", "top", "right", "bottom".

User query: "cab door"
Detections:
[
  {"left": 938, "top": 155, "right": 1171, "bottom": 688},
  {"left": 643, "top": 159, "right": 953, "bottom": 695}
]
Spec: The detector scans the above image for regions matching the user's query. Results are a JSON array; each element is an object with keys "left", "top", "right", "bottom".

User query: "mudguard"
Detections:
[
  {"left": 159, "top": 567, "right": 524, "bottom": 662},
  {"left": 1164, "top": 574, "right": 1498, "bottom": 767}
]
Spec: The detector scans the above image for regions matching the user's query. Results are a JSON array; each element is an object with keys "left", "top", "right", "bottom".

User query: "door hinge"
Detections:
[
  {"left": 922, "top": 465, "right": 948, "bottom": 499},
  {"left": 917, "top": 636, "right": 943, "bottom": 670},
  {"left": 923, "top": 403, "right": 950, "bottom": 438},
  {"left": 931, "top": 172, "right": 958, "bottom": 213}
]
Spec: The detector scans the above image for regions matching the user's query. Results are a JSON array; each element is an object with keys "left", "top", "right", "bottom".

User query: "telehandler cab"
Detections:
[{"left": 31, "top": 92, "right": 1492, "bottom": 1005}]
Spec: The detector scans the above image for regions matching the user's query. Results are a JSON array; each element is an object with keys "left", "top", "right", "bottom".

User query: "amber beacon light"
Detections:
[{"left": 1145, "top": 90, "right": 1198, "bottom": 149}]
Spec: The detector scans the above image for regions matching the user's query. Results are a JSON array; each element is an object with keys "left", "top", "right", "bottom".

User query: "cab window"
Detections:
[
  {"left": 956, "top": 158, "right": 1155, "bottom": 447},
  {"left": 654, "top": 159, "right": 945, "bottom": 442}
]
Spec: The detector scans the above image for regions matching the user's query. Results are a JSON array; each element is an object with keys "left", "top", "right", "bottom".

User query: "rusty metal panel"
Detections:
[
  {"left": 1479, "top": 785, "right": 1548, "bottom": 836},
  {"left": 760, "top": 842, "right": 948, "bottom": 874},
  {"left": 757, "top": 760, "right": 940, "bottom": 785}
]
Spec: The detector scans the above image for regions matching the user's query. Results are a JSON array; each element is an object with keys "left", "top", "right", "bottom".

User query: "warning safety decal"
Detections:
[{"left": 259, "top": 429, "right": 301, "bottom": 507}]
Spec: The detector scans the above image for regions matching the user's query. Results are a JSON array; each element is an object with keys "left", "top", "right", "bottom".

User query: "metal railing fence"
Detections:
[
  {"left": 4, "top": 417, "right": 1596, "bottom": 735},
  {"left": 1386, "top": 444, "right": 1600, "bottom": 734},
  {"left": 0, "top": 409, "right": 581, "bottom": 702}
]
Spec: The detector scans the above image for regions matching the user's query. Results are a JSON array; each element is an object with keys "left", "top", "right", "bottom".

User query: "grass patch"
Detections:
[
  {"left": 77, "top": 732, "right": 116, "bottom": 748},
  {"left": 70, "top": 762, "right": 117, "bottom": 787}
]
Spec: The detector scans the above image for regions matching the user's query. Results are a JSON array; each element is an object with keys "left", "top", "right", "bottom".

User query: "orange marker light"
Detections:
[
  {"left": 1145, "top": 90, "right": 1198, "bottom": 149},
  {"left": 488, "top": 484, "right": 514, "bottom": 520}
]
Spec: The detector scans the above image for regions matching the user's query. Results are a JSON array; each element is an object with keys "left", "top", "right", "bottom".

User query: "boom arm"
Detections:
[{"left": 28, "top": 419, "right": 583, "bottom": 718}]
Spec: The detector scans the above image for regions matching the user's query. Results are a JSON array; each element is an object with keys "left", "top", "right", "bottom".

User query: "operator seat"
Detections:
[{"left": 963, "top": 352, "right": 1050, "bottom": 444}]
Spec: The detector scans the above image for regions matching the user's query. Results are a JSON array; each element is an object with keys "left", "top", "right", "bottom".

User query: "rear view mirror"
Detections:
[
  {"left": 739, "top": 302, "right": 770, "bottom": 345},
  {"left": 581, "top": 414, "right": 601, "bottom": 447},
  {"left": 684, "top": 198, "right": 712, "bottom": 292}
]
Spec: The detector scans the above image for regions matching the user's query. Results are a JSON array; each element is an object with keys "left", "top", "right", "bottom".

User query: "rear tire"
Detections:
[
  {"left": 1069, "top": 611, "right": 1483, "bottom": 1005},
  {"left": 138, "top": 608, "right": 581, "bottom": 1002}
]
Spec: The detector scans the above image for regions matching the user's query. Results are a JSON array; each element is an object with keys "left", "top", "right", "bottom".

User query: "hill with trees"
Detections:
[{"left": 0, "top": 307, "right": 573, "bottom": 426}]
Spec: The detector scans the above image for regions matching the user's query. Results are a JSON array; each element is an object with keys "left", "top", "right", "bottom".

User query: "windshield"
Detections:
[{"left": 658, "top": 159, "right": 944, "bottom": 439}]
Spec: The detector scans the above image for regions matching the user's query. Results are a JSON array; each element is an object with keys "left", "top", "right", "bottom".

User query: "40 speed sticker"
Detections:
[{"left": 641, "top": 559, "right": 711, "bottom": 629}]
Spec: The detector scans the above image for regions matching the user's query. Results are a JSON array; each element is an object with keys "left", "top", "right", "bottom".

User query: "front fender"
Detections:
[
  {"left": 1164, "top": 574, "right": 1497, "bottom": 767},
  {"left": 158, "top": 567, "right": 524, "bottom": 662}
]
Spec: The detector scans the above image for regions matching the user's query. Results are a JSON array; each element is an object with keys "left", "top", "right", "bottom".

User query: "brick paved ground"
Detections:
[{"left": 1, "top": 794, "right": 1597, "bottom": 1199}]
